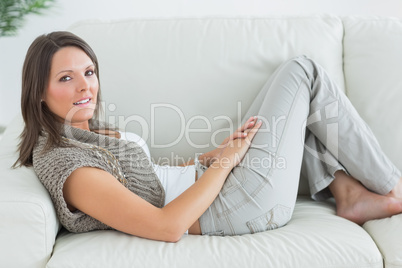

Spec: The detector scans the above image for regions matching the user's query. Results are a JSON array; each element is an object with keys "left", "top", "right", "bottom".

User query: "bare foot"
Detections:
[
  {"left": 387, "top": 177, "right": 402, "bottom": 200},
  {"left": 330, "top": 171, "right": 402, "bottom": 225},
  {"left": 335, "top": 188, "right": 402, "bottom": 225}
]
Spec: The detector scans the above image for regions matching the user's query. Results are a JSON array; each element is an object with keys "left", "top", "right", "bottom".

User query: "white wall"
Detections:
[{"left": 1, "top": 0, "right": 402, "bottom": 127}]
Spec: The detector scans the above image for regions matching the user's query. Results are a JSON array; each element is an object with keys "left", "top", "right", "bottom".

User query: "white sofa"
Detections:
[{"left": 1, "top": 15, "right": 402, "bottom": 268}]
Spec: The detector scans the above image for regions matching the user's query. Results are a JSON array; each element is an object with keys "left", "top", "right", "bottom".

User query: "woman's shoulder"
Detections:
[
  {"left": 33, "top": 132, "right": 83, "bottom": 157},
  {"left": 32, "top": 132, "right": 57, "bottom": 157},
  {"left": 32, "top": 134, "right": 119, "bottom": 189},
  {"left": 32, "top": 132, "right": 99, "bottom": 172}
]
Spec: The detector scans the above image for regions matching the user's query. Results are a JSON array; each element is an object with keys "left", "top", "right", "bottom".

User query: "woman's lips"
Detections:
[{"left": 73, "top": 98, "right": 91, "bottom": 106}]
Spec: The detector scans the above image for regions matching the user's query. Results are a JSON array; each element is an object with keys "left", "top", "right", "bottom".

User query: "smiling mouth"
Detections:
[{"left": 73, "top": 98, "right": 91, "bottom": 105}]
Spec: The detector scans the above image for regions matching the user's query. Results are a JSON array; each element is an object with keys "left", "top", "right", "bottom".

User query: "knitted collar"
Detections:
[
  {"left": 59, "top": 119, "right": 154, "bottom": 171},
  {"left": 60, "top": 119, "right": 117, "bottom": 146}
]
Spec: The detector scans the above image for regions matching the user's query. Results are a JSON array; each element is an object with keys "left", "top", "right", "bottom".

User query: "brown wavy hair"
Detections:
[{"left": 14, "top": 31, "right": 102, "bottom": 167}]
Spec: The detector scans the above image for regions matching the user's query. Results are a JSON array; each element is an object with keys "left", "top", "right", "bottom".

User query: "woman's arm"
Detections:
[
  {"left": 63, "top": 117, "right": 261, "bottom": 242},
  {"left": 63, "top": 162, "right": 230, "bottom": 242}
]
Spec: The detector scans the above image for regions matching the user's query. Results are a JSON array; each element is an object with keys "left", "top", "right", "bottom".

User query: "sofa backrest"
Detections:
[
  {"left": 342, "top": 16, "right": 402, "bottom": 173},
  {"left": 68, "top": 16, "right": 345, "bottom": 173}
]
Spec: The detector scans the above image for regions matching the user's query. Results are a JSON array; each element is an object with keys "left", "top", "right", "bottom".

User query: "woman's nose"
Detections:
[{"left": 77, "top": 75, "right": 89, "bottom": 92}]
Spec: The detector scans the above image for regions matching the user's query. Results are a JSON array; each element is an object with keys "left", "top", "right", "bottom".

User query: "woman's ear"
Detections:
[{"left": 41, "top": 92, "right": 46, "bottom": 103}]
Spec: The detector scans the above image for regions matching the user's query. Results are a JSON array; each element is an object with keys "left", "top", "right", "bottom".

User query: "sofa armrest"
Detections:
[{"left": 0, "top": 114, "right": 59, "bottom": 268}]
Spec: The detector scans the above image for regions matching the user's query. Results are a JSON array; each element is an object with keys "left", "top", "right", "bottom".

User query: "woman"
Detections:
[{"left": 15, "top": 31, "right": 402, "bottom": 242}]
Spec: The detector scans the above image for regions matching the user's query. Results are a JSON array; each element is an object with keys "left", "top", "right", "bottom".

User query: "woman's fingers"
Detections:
[
  {"left": 245, "top": 119, "right": 262, "bottom": 140},
  {"left": 220, "top": 116, "right": 260, "bottom": 151},
  {"left": 230, "top": 116, "right": 259, "bottom": 141},
  {"left": 231, "top": 131, "right": 248, "bottom": 140},
  {"left": 238, "top": 116, "right": 258, "bottom": 133},
  {"left": 223, "top": 119, "right": 262, "bottom": 167},
  {"left": 240, "top": 119, "right": 261, "bottom": 145},
  {"left": 231, "top": 119, "right": 262, "bottom": 147}
]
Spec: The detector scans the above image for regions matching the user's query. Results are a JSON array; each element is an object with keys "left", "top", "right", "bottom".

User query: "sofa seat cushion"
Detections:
[
  {"left": 363, "top": 215, "right": 402, "bottom": 268},
  {"left": 47, "top": 197, "right": 382, "bottom": 268}
]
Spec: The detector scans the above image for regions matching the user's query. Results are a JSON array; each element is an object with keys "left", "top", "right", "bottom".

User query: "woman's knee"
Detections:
[
  {"left": 272, "top": 56, "right": 315, "bottom": 88},
  {"left": 287, "top": 55, "right": 316, "bottom": 80}
]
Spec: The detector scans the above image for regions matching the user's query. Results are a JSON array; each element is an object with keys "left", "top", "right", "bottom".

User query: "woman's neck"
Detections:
[
  {"left": 92, "top": 129, "right": 121, "bottom": 139},
  {"left": 64, "top": 120, "right": 91, "bottom": 132}
]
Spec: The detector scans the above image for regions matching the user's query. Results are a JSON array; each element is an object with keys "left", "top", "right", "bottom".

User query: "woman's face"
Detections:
[{"left": 44, "top": 46, "right": 98, "bottom": 130}]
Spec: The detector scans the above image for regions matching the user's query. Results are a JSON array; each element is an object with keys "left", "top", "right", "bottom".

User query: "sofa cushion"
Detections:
[
  {"left": 364, "top": 215, "right": 402, "bottom": 268},
  {"left": 47, "top": 197, "right": 382, "bottom": 268},
  {"left": 68, "top": 15, "right": 345, "bottom": 196},
  {"left": 0, "top": 114, "right": 60, "bottom": 268},
  {"left": 343, "top": 16, "right": 402, "bottom": 173}
]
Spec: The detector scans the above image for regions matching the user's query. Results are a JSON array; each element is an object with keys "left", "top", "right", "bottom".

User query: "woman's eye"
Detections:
[
  {"left": 60, "top": 76, "right": 71, "bottom": 82},
  {"left": 86, "top": 70, "right": 94, "bottom": 76}
]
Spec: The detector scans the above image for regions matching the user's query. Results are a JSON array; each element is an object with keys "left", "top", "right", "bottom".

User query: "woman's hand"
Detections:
[
  {"left": 214, "top": 116, "right": 261, "bottom": 169},
  {"left": 200, "top": 116, "right": 262, "bottom": 168}
]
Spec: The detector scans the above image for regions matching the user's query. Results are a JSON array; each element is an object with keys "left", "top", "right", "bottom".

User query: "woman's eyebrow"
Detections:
[{"left": 55, "top": 69, "right": 73, "bottom": 77}]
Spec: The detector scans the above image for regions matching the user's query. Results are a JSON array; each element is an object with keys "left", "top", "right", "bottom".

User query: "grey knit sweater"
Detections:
[{"left": 32, "top": 120, "right": 165, "bottom": 233}]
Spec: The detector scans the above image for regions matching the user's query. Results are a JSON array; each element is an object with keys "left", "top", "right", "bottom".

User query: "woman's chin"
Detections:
[
  {"left": 62, "top": 113, "right": 95, "bottom": 129},
  {"left": 63, "top": 105, "right": 96, "bottom": 122}
]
